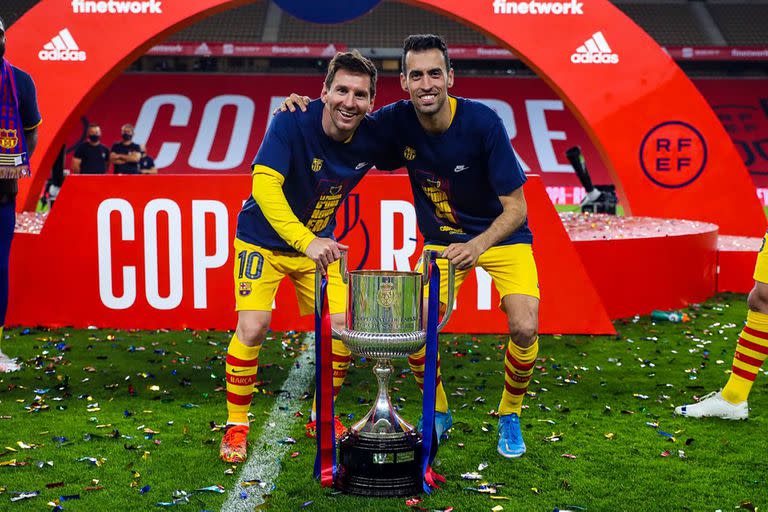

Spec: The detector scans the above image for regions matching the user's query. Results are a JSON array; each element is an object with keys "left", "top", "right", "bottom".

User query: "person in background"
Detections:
[
  {"left": 72, "top": 123, "right": 109, "bottom": 174},
  {"left": 110, "top": 123, "right": 141, "bottom": 174},
  {"left": 139, "top": 145, "right": 157, "bottom": 174}
]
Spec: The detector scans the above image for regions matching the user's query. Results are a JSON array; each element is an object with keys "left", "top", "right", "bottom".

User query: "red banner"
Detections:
[
  {"left": 69, "top": 74, "right": 768, "bottom": 189},
  {"left": 146, "top": 42, "right": 348, "bottom": 58},
  {"left": 8, "top": 175, "right": 614, "bottom": 334},
  {"left": 664, "top": 46, "right": 768, "bottom": 61},
  {"left": 143, "top": 44, "right": 768, "bottom": 62}
]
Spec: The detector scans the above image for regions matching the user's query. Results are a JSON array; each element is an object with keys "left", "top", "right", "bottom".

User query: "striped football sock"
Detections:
[
  {"left": 498, "top": 337, "right": 539, "bottom": 415},
  {"left": 722, "top": 310, "right": 768, "bottom": 404},
  {"left": 311, "top": 337, "right": 351, "bottom": 420},
  {"left": 408, "top": 344, "right": 449, "bottom": 413},
  {"left": 225, "top": 333, "right": 262, "bottom": 425}
]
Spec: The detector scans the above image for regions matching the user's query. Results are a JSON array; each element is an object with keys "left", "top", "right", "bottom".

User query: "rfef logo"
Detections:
[
  {"left": 38, "top": 29, "right": 87, "bottom": 62},
  {"left": 640, "top": 121, "right": 707, "bottom": 188},
  {"left": 493, "top": 0, "right": 583, "bottom": 15},
  {"left": 71, "top": 0, "right": 163, "bottom": 14},
  {"left": 571, "top": 32, "right": 619, "bottom": 64}
]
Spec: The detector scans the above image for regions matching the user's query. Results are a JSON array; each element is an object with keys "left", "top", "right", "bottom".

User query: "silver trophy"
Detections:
[{"left": 317, "top": 250, "right": 454, "bottom": 496}]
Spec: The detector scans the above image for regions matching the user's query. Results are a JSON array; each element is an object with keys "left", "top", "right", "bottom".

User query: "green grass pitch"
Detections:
[{"left": 1, "top": 294, "right": 767, "bottom": 511}]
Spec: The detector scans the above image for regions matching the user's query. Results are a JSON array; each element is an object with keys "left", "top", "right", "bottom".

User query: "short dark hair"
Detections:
[
  {"left": 88, "top": 123, "right": 100, "bottom": 129},
  {"left": 324, "top": 50, "right": 377, "bottom": 99},
  {"left": 401, "top": 34, "right": 451, "bottom": 73}
]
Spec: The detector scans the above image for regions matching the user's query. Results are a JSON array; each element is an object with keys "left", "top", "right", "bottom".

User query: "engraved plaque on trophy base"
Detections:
[{"left": 336, "top": 430, "right": 422, "bottom": 497}]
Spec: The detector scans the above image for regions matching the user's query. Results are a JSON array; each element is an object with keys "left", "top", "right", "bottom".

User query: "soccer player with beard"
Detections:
[
  {"left": 280, "top": 35, "right": 538, "bottom": 459},
  {"left": 0, "top": 16, "right": 41, "bottom": 372},
  {"left": 220, "top": 51, "right": 392, "bottom": 462}
]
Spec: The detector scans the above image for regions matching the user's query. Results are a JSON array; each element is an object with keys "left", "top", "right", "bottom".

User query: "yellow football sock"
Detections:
[
  {"left": 311, "top": 337, "right": 351, "bottom": 419},
  {"left": 408, "top": 345, "right": 449, "bottom": 413},
  {"left": 225, "top": 333, "right": 262, "bottom": 425},
  {"left": 722, "top": 310, "right": 768, "bottom": 404},
  {"left": 499, "top": 337, "right": 538, "bottom": 415}
]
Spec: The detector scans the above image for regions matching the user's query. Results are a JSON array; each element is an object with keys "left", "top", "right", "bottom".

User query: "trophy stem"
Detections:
[
  {"left": 350, "top": 358, "right": 414, "bottom": 435},
  {"left": 373, "top": 359, "right": 393, "bottom": 413}
]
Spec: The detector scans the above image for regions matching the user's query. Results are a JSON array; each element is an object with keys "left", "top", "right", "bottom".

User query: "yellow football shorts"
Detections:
[
  {"left": 754, "top": 231, "right": 768, "bottom": 284},
  {"left": 419, "top": 243, "right": 540, "bottom": 307},
  {"left": 233, "top": 238, "right": 347, "bottom": 316}
]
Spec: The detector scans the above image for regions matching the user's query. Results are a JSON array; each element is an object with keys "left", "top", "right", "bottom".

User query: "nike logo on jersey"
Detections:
[
  {"left": 454, "top": 165, "right": 470, "bottom": 173},
  {"left": 230, "top": 368, "right": 251, "bottom": 374},
  {"left": 355, "top": 162, "right": 368, "bottom": 170}
]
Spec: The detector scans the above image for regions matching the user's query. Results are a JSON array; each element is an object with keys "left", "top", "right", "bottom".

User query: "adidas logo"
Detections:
[
  {"left": 570, "top": 31, "right": 619, "bottom": 64},
  {"left": 38, "top": 29, "right": 87, "bottom": 62}
]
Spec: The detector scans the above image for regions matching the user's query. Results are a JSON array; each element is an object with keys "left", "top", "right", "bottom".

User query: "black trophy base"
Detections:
[{"left": 335, "top": 429, "right": 423, "bottom": 497}]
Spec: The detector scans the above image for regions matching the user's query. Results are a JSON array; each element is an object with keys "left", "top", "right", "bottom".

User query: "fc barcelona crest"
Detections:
[
  {"left": 403, "top": 146, "right": 416, "bottom": 161},
  {"left": 0, "top": 129, "right": 19, "bottom": 150},
  {"left": 239, "top": 282, "right": 252, "bottom": 296},
  {"left": 311, "top": 158, "right": 323, "bottom": 172}
]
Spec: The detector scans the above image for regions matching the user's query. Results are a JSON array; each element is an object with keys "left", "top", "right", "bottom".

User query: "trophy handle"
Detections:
[
  {"left": 421, "top": 249, "right": 456, "bottom": 332},
  {"left": 339, "top": 247, "right": 349, "bottom": 284}
]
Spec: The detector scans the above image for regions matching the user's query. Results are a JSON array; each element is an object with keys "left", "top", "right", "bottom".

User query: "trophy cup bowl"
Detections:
[{"left": 323, "top": 250, "right": 454, "bottom": 497}]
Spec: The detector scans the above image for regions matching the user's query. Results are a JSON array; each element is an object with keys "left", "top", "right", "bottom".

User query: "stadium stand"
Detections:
[
  {"left": 707, "top": 2, "right": 768, "bottom": 46},
  {"left": 614, "top": 1, "right": 713, "bottom": 46},
  {"left": 3, "top": 0, "right": 39, "bottom": 27},
  {"left": 168, "top": 2, "right": 269, "bottom": 42}
]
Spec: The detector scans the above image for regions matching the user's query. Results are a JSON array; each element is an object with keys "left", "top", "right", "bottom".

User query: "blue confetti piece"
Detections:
[
  {"left": 139, "top": 485, "right": 151, "bottom": 494},
  {"left": 239, "top": 491, "right": 247, "bottom": 499}
]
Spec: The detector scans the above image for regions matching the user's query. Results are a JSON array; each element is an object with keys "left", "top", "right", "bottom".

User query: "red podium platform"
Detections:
[
  {"left": 717, "top": 236, "right": 760, "bottom": 294},
  {"left": 562, "top": 214, "right": 719, "bottom": 319}
]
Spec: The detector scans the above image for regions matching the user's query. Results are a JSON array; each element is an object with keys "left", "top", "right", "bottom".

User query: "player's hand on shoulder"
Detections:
[
  {"left": 442, "top": 241, "right": 483, "bottom": 270},
  {"left": 305, "top": 238, "right": 348, "bottom": 275},
  {"left": 273, "top": 94, "right": 311, "bottom": 115}
]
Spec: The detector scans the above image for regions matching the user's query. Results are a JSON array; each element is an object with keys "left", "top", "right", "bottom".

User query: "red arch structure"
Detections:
[{"left": 8, "top": 0, "right": 764, "bottom": 235}]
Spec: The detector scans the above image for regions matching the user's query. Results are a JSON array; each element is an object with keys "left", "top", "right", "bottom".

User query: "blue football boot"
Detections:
[{"left": 497, "top": 413, "right": 526, "bottom": 458}]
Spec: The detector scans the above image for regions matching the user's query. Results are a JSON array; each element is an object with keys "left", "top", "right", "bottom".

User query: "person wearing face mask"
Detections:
[
  {"left": 72, "top": 123, "right": 109, "bottom": 174},
  {"left": 0, "top": 15, "right": 42, "bottom": 372},
  {"left": 109, "top": 124, "right": 141, "bottom": 174}
]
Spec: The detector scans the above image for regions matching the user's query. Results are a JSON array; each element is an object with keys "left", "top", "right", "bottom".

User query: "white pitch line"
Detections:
[{"left": 221, "top": 333, "right": 315, "bottom": 512}]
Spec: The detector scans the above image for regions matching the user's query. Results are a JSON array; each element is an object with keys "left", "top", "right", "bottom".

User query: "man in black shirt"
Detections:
[
  {"left": 72, "top": 123, "right": 109, "bottom": 174},
  {"left": 110, "top": 123, "right": 141, "bottom": 174}
]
